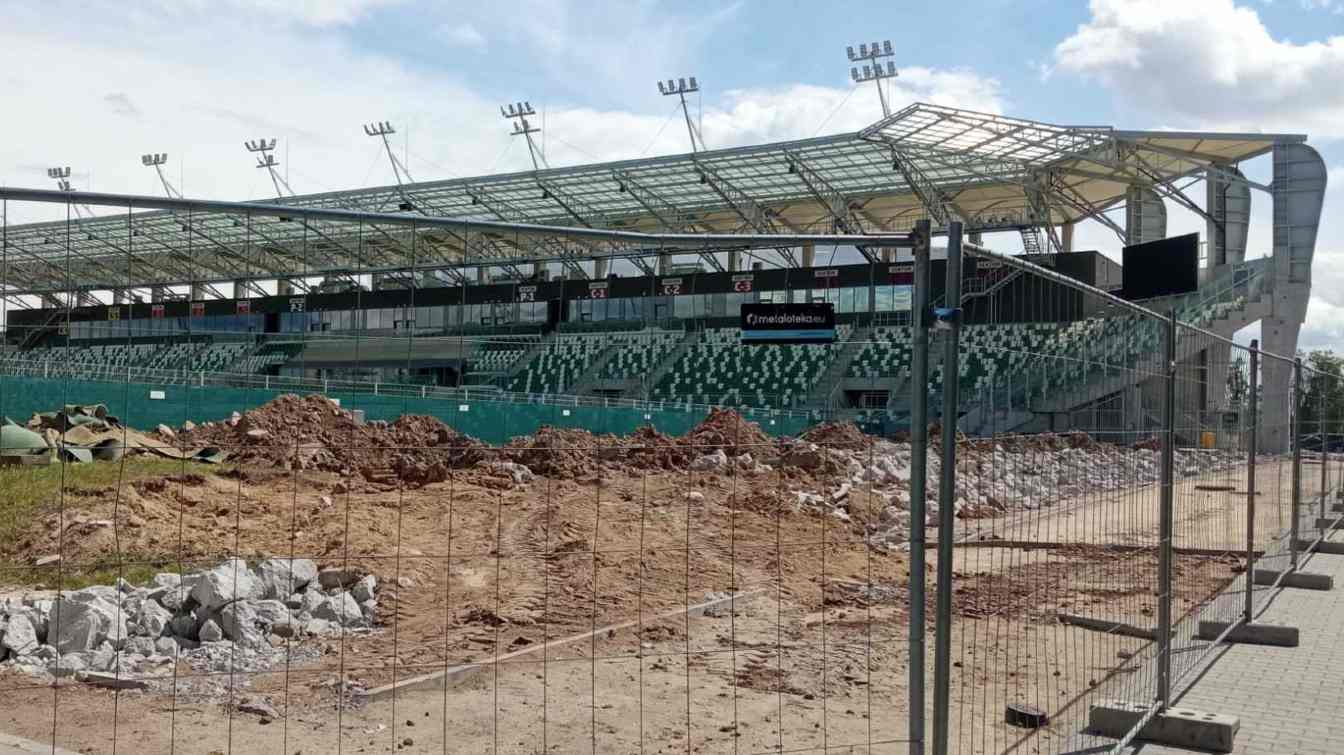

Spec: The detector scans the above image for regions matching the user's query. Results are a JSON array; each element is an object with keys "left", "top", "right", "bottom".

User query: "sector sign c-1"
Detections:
[{"left": 739, "top": 303, "right": 835, "bottom": 344}]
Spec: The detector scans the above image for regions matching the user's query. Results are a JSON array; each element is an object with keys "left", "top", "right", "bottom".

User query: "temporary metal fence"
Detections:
[{"left": 1, "top": 193, "right": 1341, "bottom": 755}]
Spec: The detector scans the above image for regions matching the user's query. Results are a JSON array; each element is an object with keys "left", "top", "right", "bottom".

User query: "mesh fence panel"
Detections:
[{"left": 4, "top": 200, "right": 1344, "bottom": 754}]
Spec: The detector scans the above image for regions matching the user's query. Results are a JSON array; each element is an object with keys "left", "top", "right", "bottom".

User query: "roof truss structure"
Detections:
[{"left": 0, "top": 103, "right": 1302, "bottom": 296}]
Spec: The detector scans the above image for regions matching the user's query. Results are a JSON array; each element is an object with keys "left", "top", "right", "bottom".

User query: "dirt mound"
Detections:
[
  {"left": 681, "top": 408, "right": 774, "bottom": 457},
  {"left": 624, "top": 426, "right": 695, "bottom": 471},
  {"left": 799, "top": 421, "right": 868, "bottom": 449},
  {"left": 503, "top": 426, "right": 619, "bottom": 478},
  {"left": 176, "top": 394, "right": 488, "bottom": 487}
]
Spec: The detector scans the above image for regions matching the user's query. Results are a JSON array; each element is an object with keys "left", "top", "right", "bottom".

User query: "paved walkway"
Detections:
[{"left": 1129, "top": 531, "right": 1344, "bottom": 755}]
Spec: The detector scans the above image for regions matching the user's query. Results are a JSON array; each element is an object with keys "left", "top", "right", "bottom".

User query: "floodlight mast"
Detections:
[
  {"left": 244, "top": 138, "right": 294, "bottom": 198},
  {"left": 501, "top": 101, "right": 547, "bottom": 171},
  {"left": 846, "top": 40, "right": 897, "bottom": 117},
  {"left": 363, "top": 120, "right": 416, "bottom": 189},
  {"left": 140, "top": 152, "right": 182, "bottom": 199},
  {"left": 657, "top": 76, "right": 706, "bottom": 153},
  {"left": 47, "top": 166, "right": 94, "bottom": 219}
]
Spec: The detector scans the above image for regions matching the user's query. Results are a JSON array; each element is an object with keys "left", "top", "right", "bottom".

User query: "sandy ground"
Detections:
[{"left": 0, "top": 447, "right": 1334, "bottom": 754}]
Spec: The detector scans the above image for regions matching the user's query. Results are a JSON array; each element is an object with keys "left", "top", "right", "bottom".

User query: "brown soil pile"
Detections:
[
  {"left": 680, "top": 408, "right": 774, "bottom": 456},
  {"left": 175, "top": 394, "right": 489, "bottom": 487},
  {"left": 502, "top": 426, "right": 619, "bottom": 478},
  {"left": 623, "top": 425, "right": 695, "bottom": 471},
  {"left": 799, "top": 421, "right": 868, "bottom": 449}
]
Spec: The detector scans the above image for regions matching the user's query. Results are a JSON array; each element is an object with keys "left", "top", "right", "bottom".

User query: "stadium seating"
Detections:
[
  {"left": 471, "top": 339, "right": 539, "bottom": 374},
  {"left": 598, "top": 331, "right": 682, "bottom": 381},
  {"left": 651, "top": 325, "right": 851, "bottom": 408},
  {"left": 504, "top": 336, "right": 606, "bottom": 394}
]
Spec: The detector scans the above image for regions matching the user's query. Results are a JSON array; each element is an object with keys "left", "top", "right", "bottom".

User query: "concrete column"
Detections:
[
  {"left": 1125, "top": 186, "right": 1167, "bottom": 246},
  {"left": 1204, "top": 344, "right": 1232, "bottom": 412},
  {"left": 882, "top": 247, "right": 893, "bottom": 263},
  {"left": 1206, "top": 166, "right": 1251, "bottom": 273},
  {"left": 727, "top": 250, "right": 740, "bottom": 272},
  {"left": 189, "top": 283, "right": 207, "bottom": 301},
  {"left": 277, "top": 279, "right": 296, "bottom": 296},
  {"left": 1259, "top": 143, "right": 1326, "bottom": 452},
  {"left": 1060, "top": 223, "right": 1074, "bottom": 253},
  {"left": 657, "top": 253, "right": 670, "bottom": 276},
  {"left": 801, "top": 242, "right": 815, "bottom": 268},
  {"left": 476, "top": 267, "right": 488, "bottom": 284},
  {"left": 593, "top": 259, "right": 609, "bottom": 279}
]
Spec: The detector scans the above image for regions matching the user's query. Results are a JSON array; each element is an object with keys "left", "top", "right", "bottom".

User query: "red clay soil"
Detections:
[
  {"left": 680, "top": 408, "right": 774, "bottom": 456},
  {"left": 174, "top": 394, "right": 489, "bottom": 486},
  {"left": 799, "top": 421, "right": 869, "bottom": 449}
]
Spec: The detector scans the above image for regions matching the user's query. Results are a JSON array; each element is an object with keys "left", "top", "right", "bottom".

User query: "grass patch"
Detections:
[{"left": 0, "top": 456, "right": 217, "bottom": 590}]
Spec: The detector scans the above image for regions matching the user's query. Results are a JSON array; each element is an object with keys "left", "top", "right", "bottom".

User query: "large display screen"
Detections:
[{"left": 1122, "top": 233, "right": 1199, "bottom": 300}]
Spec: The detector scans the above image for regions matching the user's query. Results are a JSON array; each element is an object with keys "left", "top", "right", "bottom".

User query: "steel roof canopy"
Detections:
[{"left": 0, "top": 103, "right": 1305, "bottom": 296}]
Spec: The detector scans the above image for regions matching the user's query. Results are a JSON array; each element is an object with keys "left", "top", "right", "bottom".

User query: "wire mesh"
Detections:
[{"left": 1, "top": 199, "right": 1337, "bottom": 755}]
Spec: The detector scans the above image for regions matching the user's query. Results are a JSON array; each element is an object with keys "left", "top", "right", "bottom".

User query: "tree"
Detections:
[{"left": 1298, "top": 349, "right": 1344, "bottom": 437}]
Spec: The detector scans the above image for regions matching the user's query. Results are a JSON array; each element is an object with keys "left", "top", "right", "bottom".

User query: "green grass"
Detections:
[{"left": 0, "top": 456, "right": 216, "bottom": 590}]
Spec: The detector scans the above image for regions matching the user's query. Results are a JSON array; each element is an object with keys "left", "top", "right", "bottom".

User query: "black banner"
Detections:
[{"left": 739, "top": 303, "right": 835, "bottom": 344}]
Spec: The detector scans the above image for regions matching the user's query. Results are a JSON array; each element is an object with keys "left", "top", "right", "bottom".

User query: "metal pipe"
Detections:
[
  {"left": 1157, "top": 309, "right": 1176, "bottom": 707},
  {"left": 1292, "top": 358, "right": 1303, "bottom": 571},
  {"left": 932, "top": 221, "right": 963, "bottom": 755},
  {"left": 907, "top": 219, "right": 932, "bottom": 755},
  {"left": 1245, "top": 341, "right": 1259, "bottom": 623}
]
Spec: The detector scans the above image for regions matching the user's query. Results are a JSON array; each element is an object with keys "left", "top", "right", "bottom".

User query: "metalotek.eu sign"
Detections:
[{"left": 739, "top": 303, "right": 835, "bottom": 344}]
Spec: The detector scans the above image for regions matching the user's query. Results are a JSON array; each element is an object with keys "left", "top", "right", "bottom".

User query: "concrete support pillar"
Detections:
[
  {"left": 1060, "top": 223, "right": 1074, "bottom": 253},
  {"left": 1259, "top": 143, "right": 1326, "bottom": 452},
  {"left": 476, "top": 267, "right": 488, "bottom": 284},
  {"left": 1125, "top": 186, "right": 1167, "bottom": 246},
  {"left": 1206, "top": 165, "right": 1251, "bottom": 273},
  {"left": 593, "top": 259, "right": 609, "bottom": 280},
  {"left": 1204, "top": 344, "right": 1231, "bottom": 412},
  {"left": 801, "top": 242, "right": 815, "bottom": 268},
  {"left": 882, "top": 247, "right": 893, "bottom": 263},
  {"left": 277, "top": 279, "right": 296, "bottom": 296},
  {"left": 727, "top": 250, "right": 740, "bottom": 272},
  {"left": 657, "top": 253, "right": 670, "bottom": 276},
  {"left": 189, "top": 283, "right": 207, "bottom": 301},
  {"left": 112, "top": 289, "right": 129, "bottom": 305}
]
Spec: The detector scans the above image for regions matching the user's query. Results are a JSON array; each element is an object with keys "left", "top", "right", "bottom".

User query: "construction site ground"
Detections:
[{"left": 0, "top": 414, "right": 1317, "bottom": 753}]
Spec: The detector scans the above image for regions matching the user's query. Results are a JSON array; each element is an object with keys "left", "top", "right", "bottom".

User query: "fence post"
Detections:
[
  {"left": 1244, "top": 341, "right": 1259, "bottom": 623},
  {"left": 907, "top": 219, "right": 932, "bottom": 755},
  {"left": 932, "top": 221, "right": 963, "bottom": 755},
  {"left": 1320, "top": 384, "right": 1328, "bottom": 530},
  {"left": 1292, "top": 358, "right": 1303, "bottom": 571},
  {"left": 1157, "top": 309, "right": 1176, "bottom": 707}
]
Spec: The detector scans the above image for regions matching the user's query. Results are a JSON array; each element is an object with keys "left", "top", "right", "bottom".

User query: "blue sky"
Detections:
[{"left": 0, "top": 0, "right": 1341, "bottom": 345}]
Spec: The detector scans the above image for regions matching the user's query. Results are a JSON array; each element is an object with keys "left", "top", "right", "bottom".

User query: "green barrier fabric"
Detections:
[{"left": 0, "top": 375, "right": 810, "bottom": 446}]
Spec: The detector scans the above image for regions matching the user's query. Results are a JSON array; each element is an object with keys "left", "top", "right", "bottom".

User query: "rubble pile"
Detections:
[
  {"left": 502, "top": 426, "right": 622, "bottom": 478},
  {"left": 0, "top": 558, "right": 378, "bottom": 691},
  {"left": 778, "top": 435, "right": 1245, "bottom": 547},
  {"left": 681, "top": 408, "right": 773, "bottom": 457},
  {"left": 175, "top": 394, "right": 489, "bottom": 487}
]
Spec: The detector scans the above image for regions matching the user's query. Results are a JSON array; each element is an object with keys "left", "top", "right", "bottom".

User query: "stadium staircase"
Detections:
[
  {"left": 962, "top": 258, "right": 1273, "bottom": 435},
  {"left": 632, "top": 330, "right": 700, "bottom": 400},
  {"left": 805, "top": 324, "right": 872, "bottom": 409}
]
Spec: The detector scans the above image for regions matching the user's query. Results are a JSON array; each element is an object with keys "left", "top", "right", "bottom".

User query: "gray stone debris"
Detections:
[
  {"left": 199, "top": 619, "right": 224, "bottom": 643},
  {"left": 690, "top": 448, "right": 729, "bottom": 471},
  {"left": 190, "top": 558, "right": 262, "bottom": 610},
  {"left": 1, "top": 557, "right": 381, "bottom": 696},
  {"left": 255, "top": 558, "right": 319, "bottom": 600}
]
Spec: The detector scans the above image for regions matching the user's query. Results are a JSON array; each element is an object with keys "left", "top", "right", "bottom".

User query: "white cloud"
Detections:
[
  {"left": 151, "top": 0, "right": 402, "bottom": 27},
  {"left": 441, "top": 21, "right": 486, "bottom": 51},
  {"left": 1054, "top": 0, "right": 1344, "bottom": 137},
  {"left": 0, "top": 0, "right": 1006, "bottom": 223}
]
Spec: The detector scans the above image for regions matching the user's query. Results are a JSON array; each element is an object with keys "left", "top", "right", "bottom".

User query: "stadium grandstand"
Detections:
[{"left": 0, "top": 102, "right": 1328, "bottom": 450}]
